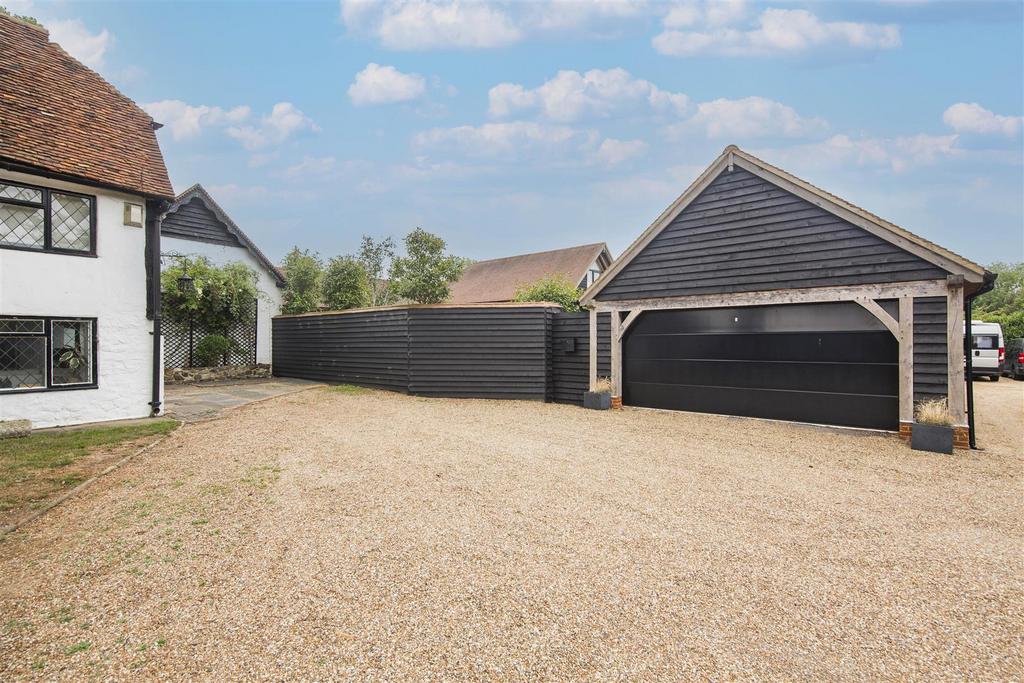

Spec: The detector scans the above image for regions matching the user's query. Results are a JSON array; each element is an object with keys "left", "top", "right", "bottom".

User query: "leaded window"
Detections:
[
  {"left": 0, "top": 181, "right": 95, "bottom": 255},
  {"left": 0, "top": 316, "right": 97, "bottom": 392}
]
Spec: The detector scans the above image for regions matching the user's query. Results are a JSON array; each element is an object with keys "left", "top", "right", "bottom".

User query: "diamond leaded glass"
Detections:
[
  {"left": 51, "top": 320, "right": 93, "bottom": 385},
  {"left": 50, "top": 193, "right": 92, "bottom": 251},
  {"left": 0, "top": 183, "right": 42, "bottom": 203},
  {"left": 0, "top": 336, "right": 46, "bottom": 390},
  {"left": 0, "top": 203, "right": 45, "bottom": 248},
  {"left": 0, "top": 318, "right": 45, "bottom": 335}
]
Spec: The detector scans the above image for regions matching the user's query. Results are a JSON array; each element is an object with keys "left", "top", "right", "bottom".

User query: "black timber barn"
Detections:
[{"left": 581, "top": 146, "right": 993, "bottom": 441}]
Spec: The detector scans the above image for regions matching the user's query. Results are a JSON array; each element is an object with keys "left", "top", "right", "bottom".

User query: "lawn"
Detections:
[
  {"left": 0, "top": 419, "right": 178, "bottom": 528},
  {"left": 0, "top": 383, "right": 1020, "bottom": 679}
]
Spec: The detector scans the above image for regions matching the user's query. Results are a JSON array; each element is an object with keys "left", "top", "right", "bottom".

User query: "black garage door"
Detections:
[{"left": 623, "top": 302, "right": 899, "bottom": 430}]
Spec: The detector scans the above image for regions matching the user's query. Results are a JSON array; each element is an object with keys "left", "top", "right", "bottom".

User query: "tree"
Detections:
[
  {"left": 974, "top": 262, "right": 1024, "bottom": 338},
  {"left": 0, "top": 5, "right": 41, "bottom": 25},
  {"left": 357, "top": 235, "right": 396, "bottom": 306},
  {"left": 389, "top": 228, "right": 465, "bottom": 304},
  {"left": 280, "top": 247, "right": 323, "bottom": 314},
  {"left": 513, "top": 275, "right": 584, "bottom": 312},
  {"left": 323, "top": 256, "right": 371, "bottom": 310}
]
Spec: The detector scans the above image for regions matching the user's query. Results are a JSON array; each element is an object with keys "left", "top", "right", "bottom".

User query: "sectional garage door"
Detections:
[{"left": 622, "top": 302, "right": 899, "bottom": 430}]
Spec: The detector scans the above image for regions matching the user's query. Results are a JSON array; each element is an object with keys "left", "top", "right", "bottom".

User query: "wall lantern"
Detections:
[{"left": 177, "top": 259, "right": 195, "bottom": 293}]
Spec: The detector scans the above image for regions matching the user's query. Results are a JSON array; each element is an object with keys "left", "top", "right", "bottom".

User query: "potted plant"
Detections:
[
  {"left": 584, "top": 377, "right": 613, "bottom": 410},
  {"left": 911, "top": 398, "right": 954, "bottom": 454}
]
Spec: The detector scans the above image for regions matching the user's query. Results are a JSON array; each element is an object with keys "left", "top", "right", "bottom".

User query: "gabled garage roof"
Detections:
[{"left": 582, "top": 146, "right": 988, "bottom": 304}]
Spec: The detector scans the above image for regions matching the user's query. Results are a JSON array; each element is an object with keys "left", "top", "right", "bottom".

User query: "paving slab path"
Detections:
[{"left": 163, "top": 377, "right": 322, "bottom": 422}]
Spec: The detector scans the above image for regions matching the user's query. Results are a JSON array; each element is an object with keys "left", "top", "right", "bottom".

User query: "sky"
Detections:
[{"left": 11, "top": 0, "right": 1024, "bottom": 267}]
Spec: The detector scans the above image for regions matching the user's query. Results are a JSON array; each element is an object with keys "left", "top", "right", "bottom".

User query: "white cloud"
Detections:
[
  {"left": 653, "top": 8, "right": 900, "bottom": 57},
  {"left": 413, "top": 121, "right": 581, "bottom": 159},
  {"left": 348, "top": 63, "right": 427, "bottom": 105},
  {"left": 342, "top": 0, "right": 522, "bottom": 50},
  {"left": 339, "top": 0, "right": 652, "bottom": 49},
  {"left": 760, "top": 133, "right": 961, "bottom": 173},
  {"left": 46, "top": 18, "right": 111, "bottom": 69},
  {"left": 141, "top": 100, "right": 251, "bottom": 140},
  {"left": 943, "top": 102, "right": 1022, "bottom": 137},
  {"left": 593, "top": 138, "right": 648, "bottom": 166},
  {"left": 226, "top": 102, "right": 320, "bottom": 150},
  {"left": 284, "top": 156, "right": 337, "bottom": 178},
  {"left": 678, "top": 96, "right": 828, "bottom": 139},
  {"left": 489, "top": 68, "right": 688, "bottom": 122}
]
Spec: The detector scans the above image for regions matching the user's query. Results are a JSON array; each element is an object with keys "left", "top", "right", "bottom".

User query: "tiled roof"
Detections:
[
  {"left": 0, "top": 14, "right": 174, "bottom": 199},
  {"left": 448, "top": 243, "right": 612, "bottom": 304}
]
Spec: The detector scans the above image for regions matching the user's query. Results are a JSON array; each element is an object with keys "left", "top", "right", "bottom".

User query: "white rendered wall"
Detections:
[
  {"left": 0, "top": 170, "right": 159, "bottom": 428},
  {"left": 160, "top": 236, "right": 282, "bottom": 364}
]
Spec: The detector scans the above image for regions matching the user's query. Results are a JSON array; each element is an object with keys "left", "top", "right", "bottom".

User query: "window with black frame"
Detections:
[
  {"left": 0, "top": 181, "right": 94, "bottom": 254},
  {"left": 0, "top": 317, "right": 96, "bottom": 392}
]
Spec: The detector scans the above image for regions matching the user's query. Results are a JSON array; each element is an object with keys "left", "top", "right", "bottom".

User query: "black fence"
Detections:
[
  {"left": 163, "top": 299, "right": 258, "bottom": 368},
  {"left": 272, "top": 305, "right": 611, "bottom": 405}
]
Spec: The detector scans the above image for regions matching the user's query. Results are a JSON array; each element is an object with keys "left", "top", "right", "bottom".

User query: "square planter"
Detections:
[
  {"left": 911, "top": 423, "right": 953, "bottom": 454},
  {"left": 583, "top": 391, "right": 612, "bottom": 410}
]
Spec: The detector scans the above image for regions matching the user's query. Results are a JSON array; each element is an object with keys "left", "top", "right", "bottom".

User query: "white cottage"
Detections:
[
  {"left": 160, "top": 185, "right": 286, "bottom": 366},
  {"left": 0, "top": 14, "right": 175, "bottom": 428}
]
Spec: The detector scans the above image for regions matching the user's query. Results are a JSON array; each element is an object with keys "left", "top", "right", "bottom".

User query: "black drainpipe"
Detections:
[
  {"left": 145, "top": 198, "right": 170, "bottom": 416},
  {"left": 964, "top": 271, "right": 998, "bottom": 449}
]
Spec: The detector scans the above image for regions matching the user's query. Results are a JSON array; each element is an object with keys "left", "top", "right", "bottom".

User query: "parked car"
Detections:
[
  {"left": 969, "top": 321, "right": 1004, "bottom": 381},
  {"left": 1003, "top": 338, "right": 1024, "bottom": 380}
]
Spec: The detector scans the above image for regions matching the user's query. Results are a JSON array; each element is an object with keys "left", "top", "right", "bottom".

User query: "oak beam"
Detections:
[
  {"left": 610, "top": 312, "right": 622, "bottom": 397},
  {"left": 947, "top": 283, "right": 967, "bottom": 426},
  {"left": 618, "top": 309, "right": 643, "bottom": 340},
  {"left": 898, "top": 296, "right": 914, "bottom": 423},
  {"left": 591, "top": 280, "right": 949, "bottom": 313}
]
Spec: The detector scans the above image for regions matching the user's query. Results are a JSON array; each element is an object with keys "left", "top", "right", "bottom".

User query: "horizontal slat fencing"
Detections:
[
  {"left": 550, "top": 312, "right": 611, "bottom": 405},
  {"left": 272, "top": 309, "right": 409, "bottom": 391},
  {"left": 273, "top": 305, "right": 566, "bottom": 400},
  {"left": 407, "top": 307, "right": 556, "bottom": 400}
]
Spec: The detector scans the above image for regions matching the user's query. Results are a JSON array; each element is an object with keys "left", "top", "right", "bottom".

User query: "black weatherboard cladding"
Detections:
[
  {"left": 272, "top": 306, "right": 559, "bottom": 400},
  {"left": 160, "top": 197, "right": 242, "bottom": 246},
  {"left": 598, "top": 168, "right": 948, "bottom": 300},
  {"left": 407, "top": 307, "right": 555, "bottom": 399},
  {"left": 272, "top": 309, "right": 409, "bottom": 391},
  {"left": 550, "top": 312, "right": 611, "bottom": 405},
  {"left": 913, "top": 296, "right": 948, "bottom": 402},
  {"left": 623, "top": 302, "right": 900, "bottom": 430}
]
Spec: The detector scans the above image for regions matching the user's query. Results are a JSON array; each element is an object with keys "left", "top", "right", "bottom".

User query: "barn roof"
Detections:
[
  {"left": 448, "top": 243, "right": 612, "bottom": 304},
  {"left": 0, "top": 14, "right": 174, "bottom": 199}
]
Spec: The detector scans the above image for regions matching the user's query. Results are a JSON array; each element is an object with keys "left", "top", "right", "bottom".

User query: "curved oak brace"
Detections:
[
  {"left": 854, "top": 298, "right": 900, "bottom": 339},
  {"left": 617, "top": 309, "right": 643, "bottom": 341}
]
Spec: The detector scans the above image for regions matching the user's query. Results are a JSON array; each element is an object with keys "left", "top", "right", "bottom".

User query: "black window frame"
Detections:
[
  {"left": 0, "top": 315, "right": 99, "bottom": 394},
  {"left": 0, "top": 180, "right": 97, "bottom": 257}
]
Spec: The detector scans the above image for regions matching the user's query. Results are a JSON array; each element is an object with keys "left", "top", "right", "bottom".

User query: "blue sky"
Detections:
[{"left": 17, "top": 0, "right": 1024, "bottom": 266}]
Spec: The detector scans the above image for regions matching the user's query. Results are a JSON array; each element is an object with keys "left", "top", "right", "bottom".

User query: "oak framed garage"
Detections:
[{"left": 582, "top": 146, "right": 995, "bottom": 446}]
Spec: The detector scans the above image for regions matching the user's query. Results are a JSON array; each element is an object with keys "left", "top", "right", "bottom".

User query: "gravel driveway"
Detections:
[{"left": 1, "top": 382, "right": 1021, "bottom": 680}]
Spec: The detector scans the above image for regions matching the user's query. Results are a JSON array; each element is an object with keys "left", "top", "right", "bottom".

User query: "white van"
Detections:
[{"left": 970, "top": 321, "right": 1004, "bottom": 381}]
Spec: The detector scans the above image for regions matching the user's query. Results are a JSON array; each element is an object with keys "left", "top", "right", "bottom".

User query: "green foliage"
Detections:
[
  {"left": 0, "top": 5, "right": 41, "bottom": 25},
  {"left": 974, "top": 262, "right": 1024, "bottom": 339},
  {"left": 357, "top": 235, "right": 397, "bottom": 306},
  {"left": 513, "top": 275, "right": 584, "bottom": 312},
  {"left": 194, "top": 334, "right": 233, "bottom": 367},
  {"left": 323, "top": 256, "right": 371, "bottom": 310},
  {"left": 161, "top": 258, "right": 259, "bottom": 330},
  {"left": 389, "top": 228, "right": 466, "bottom": 304},
  {"left": 280, "top": 247, "right": 324, "bottom": 314}
]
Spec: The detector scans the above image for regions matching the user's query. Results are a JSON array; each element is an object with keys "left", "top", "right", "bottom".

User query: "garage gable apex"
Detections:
[{"left": 582, "top": 146, "right": 986, "bottom": 304}]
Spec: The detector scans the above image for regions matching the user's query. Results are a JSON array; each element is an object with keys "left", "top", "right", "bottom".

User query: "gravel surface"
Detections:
[{"left": 1, "top": 381, "right": 1021, "bottom": 680}]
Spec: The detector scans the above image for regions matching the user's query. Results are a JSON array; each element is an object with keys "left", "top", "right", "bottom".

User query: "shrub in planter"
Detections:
[
  {"left": 194, "top": 334, "right": 234, "bottom": 367},
  {"left": 584, "top": 376, "right": 613, "bottom": 410},
  {"left": 911, "top": 398, "right": 954, "bottom": 454}
]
